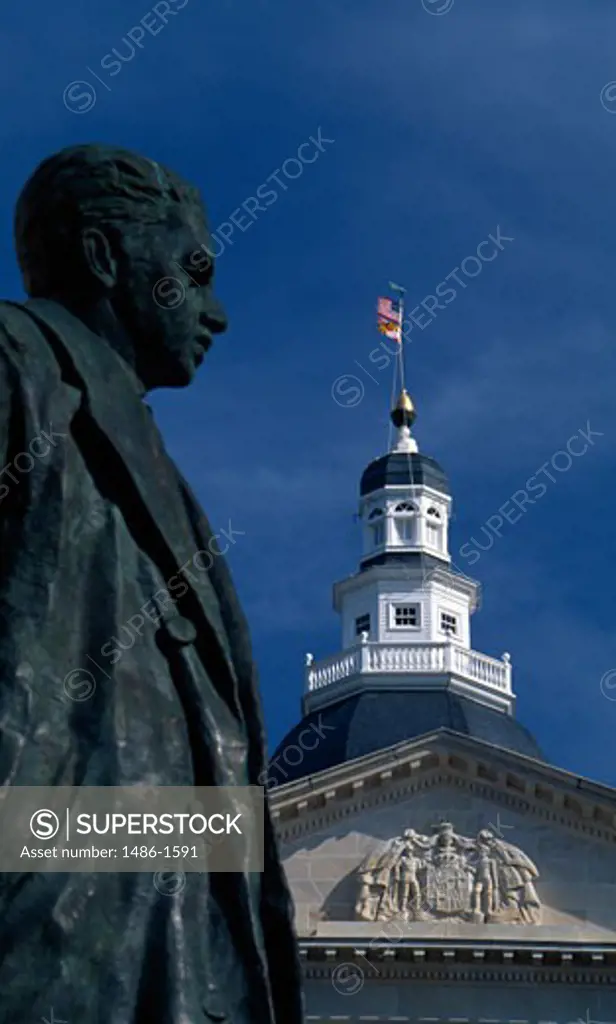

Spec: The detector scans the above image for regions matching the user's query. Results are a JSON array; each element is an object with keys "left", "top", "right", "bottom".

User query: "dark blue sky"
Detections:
[{"left": 3, "top": 0, "right": 616, "bottom": 785}]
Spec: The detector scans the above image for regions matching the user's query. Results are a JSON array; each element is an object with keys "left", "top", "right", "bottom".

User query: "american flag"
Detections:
[{"left": 377, "top": 295, "right": 403, "bottom": 342}]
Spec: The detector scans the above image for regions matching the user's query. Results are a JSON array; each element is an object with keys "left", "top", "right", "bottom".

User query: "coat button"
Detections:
[
  {"left": 202, "top": 980, "right": 227, "bottom": 1020},
  {"left": 159, "top": 615, "right": 198, "bottom": 646}
]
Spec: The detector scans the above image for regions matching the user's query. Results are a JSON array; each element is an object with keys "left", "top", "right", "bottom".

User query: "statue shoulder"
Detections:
[
  {"left": 0, "top": 298, "right": 30, "bottom": 333},
  {"left": 0, "top": 300, "right": 60, "bottom": 381},
  {"left": 0, "top": 303, "right": 24, "bottom": 388},
  {"left": 0, "top": 298, "right": 40, "bottom": 341}
]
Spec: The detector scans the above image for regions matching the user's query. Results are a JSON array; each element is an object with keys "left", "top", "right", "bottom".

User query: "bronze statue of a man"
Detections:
[{"left": 0, "top": 145, "right": 303, "bottom": 1023}]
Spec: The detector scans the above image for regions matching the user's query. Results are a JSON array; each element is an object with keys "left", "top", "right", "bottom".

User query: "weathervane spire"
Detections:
[
  {"left": 390, "top": 388, "right": 418, "bottom": 453},
  {"left": 377, "top": 282, "right": 415, "bottom": 452}
]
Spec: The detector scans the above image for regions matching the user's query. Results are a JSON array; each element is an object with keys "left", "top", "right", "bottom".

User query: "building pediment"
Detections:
[
  {"left": 272, "top": 731, "right": 616, "bottom": 946},
  {"left": 271, "top": 729, "right": 616, "bottom": 845}
]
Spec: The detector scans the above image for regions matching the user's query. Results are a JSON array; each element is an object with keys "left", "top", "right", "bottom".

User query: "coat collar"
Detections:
[{"left": 23, "top": 299, "right": 238, "bottom": 681}]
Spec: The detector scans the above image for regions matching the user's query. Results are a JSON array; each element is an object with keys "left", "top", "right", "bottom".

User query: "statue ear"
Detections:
[{"left": 81, "top": 227, "right": 119, "bottom": 289}]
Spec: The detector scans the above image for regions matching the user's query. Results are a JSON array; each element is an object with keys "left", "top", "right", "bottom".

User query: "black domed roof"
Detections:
[
  {"left": 360, "top": 452, "right": 449, "bottom": 497},
  {"left": 269, "top": 691, "right": 542, "bottom": 786}
]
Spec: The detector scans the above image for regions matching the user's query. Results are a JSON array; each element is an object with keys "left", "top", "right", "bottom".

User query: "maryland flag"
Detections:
[{"left": 377, "top": 295, "right": 402, "bottom": 342}]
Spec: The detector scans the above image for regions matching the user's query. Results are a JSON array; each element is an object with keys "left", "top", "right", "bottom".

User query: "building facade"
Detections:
[{"left": 268, "top": 391, "right": 616, "bottom": 1023}]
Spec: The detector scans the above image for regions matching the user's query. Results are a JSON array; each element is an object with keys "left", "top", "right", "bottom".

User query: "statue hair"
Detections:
[{"left": 14, "top": 144, "right": 201, "bottom": 298}]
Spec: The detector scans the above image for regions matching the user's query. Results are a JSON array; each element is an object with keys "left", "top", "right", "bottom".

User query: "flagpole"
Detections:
[
  {"left": 387, "top": 346, "right": 399, "bottom": 453},
  {"left": 379, "top": 283, "right": 407, "bottom": 450},
  {"left": 399, "top": 292, "right": 406, "bottom": 394},
  {"left": 389, "top": 279, "right": 407, "bottom": 420}
]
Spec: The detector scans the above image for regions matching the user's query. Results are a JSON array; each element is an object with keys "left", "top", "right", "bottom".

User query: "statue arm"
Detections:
[{"left": 411, "top": 835, "right": 432, "bottom": 852}]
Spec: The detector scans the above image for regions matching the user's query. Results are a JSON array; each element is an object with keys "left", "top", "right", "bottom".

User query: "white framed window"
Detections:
[
  {"left": 390, "top": 603, "right": 420, "bottom": 629},
  {"left": 394, "top": 501, "right": 417, "bottom": 544},
  {"left": 425, "top": 506, "right": 442, "bottom": 550},
  {"left": 372, "top": 521, "right": 385, "bottom": 546},
  {"left": 368, "top": 507, "right": 385, "bottom": 547},
  {"left": 440, "top": 611, "right": 458, "bottom": 636},
  {"left": 355, "top": 613, "right": 371, "bottom": 637},
  {"left": 396, "top": 518, "right": 414, "bottom": 542}
]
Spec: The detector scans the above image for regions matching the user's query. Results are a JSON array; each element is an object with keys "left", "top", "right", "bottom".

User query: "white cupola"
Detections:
[{"left": 303, "top": 390, "right": 513, "bottom": 718}]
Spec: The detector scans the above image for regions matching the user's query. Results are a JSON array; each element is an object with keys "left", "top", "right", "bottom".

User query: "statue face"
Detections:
[{"left": 114, "top": 201, "right": 227, "bottom": 390}]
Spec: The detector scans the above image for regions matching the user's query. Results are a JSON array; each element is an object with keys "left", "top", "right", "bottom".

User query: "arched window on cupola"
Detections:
[
  {"left": 394, "top": 501, "right": 417, "bottom": 544},
  {"left": 425, "top": 505, "right": 443, "bottom": 550},
  {"left": 368, "top": 507, "right": 385, "bottom": 547}
]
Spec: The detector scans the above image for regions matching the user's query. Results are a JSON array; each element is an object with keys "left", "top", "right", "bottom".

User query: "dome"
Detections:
[
  {"left": 360, "top": 452, "right": 449, "bottom": 498},
  {"left": 269, "top": 691, "right": 542, "bottom": 786}
]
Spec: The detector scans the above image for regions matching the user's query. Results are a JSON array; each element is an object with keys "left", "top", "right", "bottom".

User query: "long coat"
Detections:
[{"left": 0, "top": 299, "right": 303, "bottom": 1024}]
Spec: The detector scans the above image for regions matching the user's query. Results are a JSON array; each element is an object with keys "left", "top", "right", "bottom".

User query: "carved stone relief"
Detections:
[{"left": 354, "top": 822, "right": 541, "bottom": 924}]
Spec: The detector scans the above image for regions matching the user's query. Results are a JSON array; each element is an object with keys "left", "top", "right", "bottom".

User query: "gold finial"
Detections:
[{"left": 390, "top": 389, "right": 416, "bottom": 430}]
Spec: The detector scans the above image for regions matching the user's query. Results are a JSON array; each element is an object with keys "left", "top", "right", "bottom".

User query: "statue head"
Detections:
[
  {"left": 434, "top": 822, "right": 454, "bottom": 844},
  {"left": 14, "top": 144, "right": 227, "bottom": 390}
]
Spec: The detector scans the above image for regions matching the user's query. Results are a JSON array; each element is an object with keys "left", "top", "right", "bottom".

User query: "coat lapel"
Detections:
[{"left": 23, "top": 299, "right": 238, "bottom": 681}]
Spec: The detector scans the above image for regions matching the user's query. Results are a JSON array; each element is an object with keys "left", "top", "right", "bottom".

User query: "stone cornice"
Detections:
[
  {"left": 271, "top": 731, "right": 616, "bottom": 846},
  {"left": 299, "top": 938, "right": 616, "bottom": 984}
]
